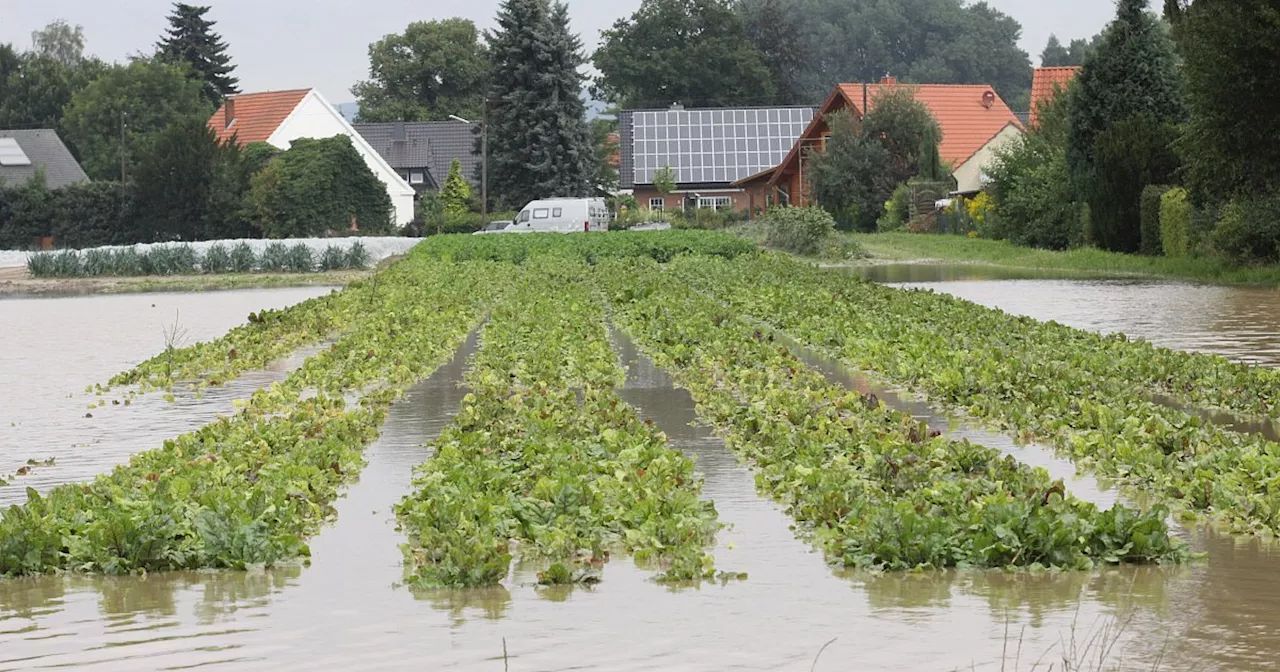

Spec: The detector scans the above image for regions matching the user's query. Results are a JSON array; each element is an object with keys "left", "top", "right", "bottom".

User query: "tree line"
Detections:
[{"left": 980, "top": 0, "right": 1280, "bottom": 266}]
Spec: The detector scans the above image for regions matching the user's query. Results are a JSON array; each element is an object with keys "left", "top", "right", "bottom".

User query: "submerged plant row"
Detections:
[
  {"left": 601, "top": 258, "right": 1182, "bottom": 570},
  {"left": 396, "top": 257, "right": 722, "bottom": 587},
  {"left": 0, "top": 256, "right": 500, "bottom": 577},
  {"left": 673, "top": 254, "right": 1280, "bottom": 535}
]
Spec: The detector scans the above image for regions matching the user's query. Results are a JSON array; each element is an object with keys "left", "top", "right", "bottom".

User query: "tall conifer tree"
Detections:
[
  {"left": 157, "top": 3, "right": 239, "bottom": 106},
  {"left": 486, "top": 0, "right": 595, "bottom": 209}
]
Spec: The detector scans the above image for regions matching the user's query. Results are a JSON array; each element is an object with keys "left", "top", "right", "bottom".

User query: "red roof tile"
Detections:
[
  {"left": 1029, "top": 67, "right": 1079, "bottom": 127},
  {"left": 836, "top": 82, "right": 1021, "bottom": 166},
  {"left": 208, "top": 89, "right": 311, "bottom": 145}
]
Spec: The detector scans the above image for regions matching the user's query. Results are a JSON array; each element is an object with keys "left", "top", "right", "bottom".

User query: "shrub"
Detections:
[
  {"left": 763, "top": 207, "right": 836, "bottom": 256},
  {"left": 319, "top": 245, "right": 348, "bottom": 271},
  {"left": 50, "top": 181, "right": 139, "bottom": 248},
  {"left": 1139, "top": 185, "right": 1172, "bottom": 256},
  {"left": 245, "top": 136, "right": 393, "bottom": 238},
  {"left": 202, "top": 243, "right": 232, "bottom": 273},
  {"left": 877, "top": 184, "right": 911, "bottom": 232},
  {"left": 260, "top": 242, "right": 289, "bottom": 272},
  {"left": 1159, "top": 187, "right": 1192, "bottom": 258},
  {"left": 1212, "top": 192, "right": 1280, "bottom": 264},
  {"left": 346, "top": 241, "right": 371, "bottom": 269},
  {"left": 285, "top": 243, "right": 315, "bottom": 272},
  {"left": 1087, "top": 117, "right": 1180, "bottom": 254},
  {"left": 229, "top": 242, "right": 256, "bottom": 273}
]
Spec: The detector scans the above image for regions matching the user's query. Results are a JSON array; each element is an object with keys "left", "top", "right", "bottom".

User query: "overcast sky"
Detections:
[{"left": 1, "top": 0, "right": 1119, "bottom": 104}]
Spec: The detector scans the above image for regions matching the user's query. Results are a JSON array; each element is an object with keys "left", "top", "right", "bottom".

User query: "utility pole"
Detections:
[{"left": 449, "top": 106, "right": 490, "bottom": 217}]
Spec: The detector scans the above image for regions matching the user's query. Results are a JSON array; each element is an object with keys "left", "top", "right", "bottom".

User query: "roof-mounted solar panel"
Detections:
[
  {"left": 0, "top": 137, "right": 32, "bottom": 166},
  {"left": 630, "top": 107, "right": 814, "bottom": 185}
]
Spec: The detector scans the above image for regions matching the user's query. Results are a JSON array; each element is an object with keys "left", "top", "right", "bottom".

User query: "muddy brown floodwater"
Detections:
[{"left": 6, "top": 279, "right": 1280, "bottom": 670}]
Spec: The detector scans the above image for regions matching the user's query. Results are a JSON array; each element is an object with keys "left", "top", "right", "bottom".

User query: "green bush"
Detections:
[
  {"left": 1212, "top": 192, "right": 1280, "bottom": 264},
  {"left": 229, "top": 242, "right": 256, "bottom": 272},
  {"left": 285, "top": 243, "right": 315, "bottom": 272},
  {"left": 1159, "top": 187, "right": 1192, "bottom": 257},
  {"left": 142, "top": 245, "right": 199, "bottom": 276},
  {"left": 260, "top": 242, "right": 289, "bottom": 272},
  {"left": 245, "top": 136, "right": 393, "bottom": 238},
  {"left": 26, "top": 250, "right": 82, "bottom": 278},
  {"left": 877, "top": 184, "right": 911, "bottom": 232},
  {"left": 1087, "top": 117, "right": 1180, "bottom": 254},
  {"left": 110, "top": 248, "right": 144, "bottom": 276},
  {"left": 1139, "top": 185, "right": 1172, "bottom": 256},
  {"left": 82, "top": 248, "right": 111, "bottom": 276},
  {"left": 346, "top": 241, "right": 371, "bottom": 269},
  {"left": 762, "top": 207, "right": 836, "bottom": 256},
  {"left": 202, "top": 243, "right": 232, "bottom": 273},
  {"left": 319, "top": 245, "right": 347, "bottom": 271}
]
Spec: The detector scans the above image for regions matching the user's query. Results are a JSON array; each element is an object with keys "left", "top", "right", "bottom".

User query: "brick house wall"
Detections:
[{"left": 632, "top": 186, "right": 752, "bottom": 212}]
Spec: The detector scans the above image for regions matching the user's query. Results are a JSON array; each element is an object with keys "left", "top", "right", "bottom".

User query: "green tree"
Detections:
[
  {"left": 486, "top": 0, "right": 594, "bottom": 209},
  {"left": 789, "top": 0, "right": 1032, "bottom": 111},
  {"left": 30, "top": 20, "right": 85, "bottom": 66},
  {"left": 440, "top": 159, "right": 473, "bottom": 216},
  {"left": 736, "top": 0, "right": 814, "bottom": 104},
  {"left": 652, "top": 165, "right": 676, "bottom": 202},
  {"left": 156, "top": 3, "right": 240, "bottom": 107},
  {"left": 593, "top": 0, "right": 775, "bottom": 108},
  {"left": 245, "top": 135, "right": 392, "bottom": 238},
  {"left": 1066, "top": 0, "right": 1185, "bottom": 252},
  {"left": 861, "top": 87, "right": 942, "bottom": 189},
  {"left": 1090, "top": 117, "right": 1180, "bottom": 253},
  {"left": 1040, "top": 33, "right": 1101, "bottom": 66},
  {"left": 131, "top": 115, "right": 220, "bottom": 241},
  {"left": 590, "top": 112, "right": 620, "bottom": 193},
  {"left": 807, "top": 111, "right": 891, "bottom": 232},
  {"left": 352, "top": 18, "right": 489, "bottom": 123},
  {"left": 61, "top": 57, "right": 210, "bottom": 181},
  {"left": 1164, "top": 0, "right": 1280, "bottom": 204}
]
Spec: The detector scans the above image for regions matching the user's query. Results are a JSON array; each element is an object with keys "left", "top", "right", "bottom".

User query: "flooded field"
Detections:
[{"left": 7, "top": 266, "right": 1280, "bottom": 670}]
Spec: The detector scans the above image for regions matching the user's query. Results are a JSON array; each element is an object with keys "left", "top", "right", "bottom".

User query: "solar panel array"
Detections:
[
  {"left": 631, "top": 108, "right": 813, "bottom": 185},
  {"left": 0, "top": 138, "right": 31, "bottom": 167}
]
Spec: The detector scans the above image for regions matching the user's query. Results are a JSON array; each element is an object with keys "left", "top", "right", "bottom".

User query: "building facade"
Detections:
[{"left": 353, "top": 121, "right": 480, "bottom": 195}]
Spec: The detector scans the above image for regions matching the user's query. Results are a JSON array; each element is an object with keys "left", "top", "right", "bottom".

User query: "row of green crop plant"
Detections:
[
  {"left": 26, "top": 241, "right": 371, "bottom": 278},
  {"left": 600, "top": 258, "right": 1183, "bottom": 570},
  {"left": 395, "top": 258, "right": 722, "bottom": 587},
  {"left": 0, "top": 257, "right": 500, "bottom": 577},
  {"left": 408, "top": 230, "right": 757, "bottom": 264},
  {"left": 671, "top": 254, "right": 1280, "bottom": 535}
]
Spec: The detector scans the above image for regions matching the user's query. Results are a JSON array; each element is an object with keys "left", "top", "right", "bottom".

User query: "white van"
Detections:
[{"left": 506, "top": 198, "right": 609, "bottom": 233}]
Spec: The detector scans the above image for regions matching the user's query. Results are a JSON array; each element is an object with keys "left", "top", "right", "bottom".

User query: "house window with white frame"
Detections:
[
  {"left": 409, "top": 170, "right": 425, "bottom": 185},
  {"left": 698, "top": 196, "right": 732, "bottom": 210},
  {"left": 649, "top": 197, "right": 665, "bottom": 211}
]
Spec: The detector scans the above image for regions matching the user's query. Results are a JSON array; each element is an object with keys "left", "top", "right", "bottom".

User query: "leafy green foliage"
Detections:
[
  {"left": 675, "top": 253, "right": 1280, "bottom": 536},
  {"left": 593, "top": 0, "right": 775, "bottom": 107},
  {"left": 878, "top": 184, "right": 911, "bottom": 232},
  {"left": 156, "top": 3, "right": 239, "bottom": 106},
  {"left": 132, "top": 115, "right": 220, "bottom": 241},
  {"left": 409, "top": 230, "right": 755, "bottom": 264},
  {"left": 1089, "top": 117, "right": 1181, "bottom": 253},
  {"left": 259, "top": 242, "right": 289, "bottom": 271},
  {"left": 1040, "top": 33, "right": 1101, "bottom": 67},
  {"left": 397, "top": 260, "right": 721, "bottom": 586},
  {"left": 351, "top": 18, "right": 488, "bottom": 123},
  {"left": 487, "top": 0, "right": 595, "bottom": 210},
  {"left": 762, "top": 206, "right": 834, "bottom": 255},
  {"left": 440, "top": 159, "right": 472, "bottom": 217},
  {"left": 807, "top": 111, "right": 890, "bottom": 232},
  {"left": 607, "top": 257, "right": 1183, "bottom": 569},
  {"left": 0, "top": 50, "right": 107, "bottom": 144},
  {"left": 62, "top": 57, "right": 211, "bottom": 181},
  {"left": 284, "top": 243, "right": 314, "bottom": 272},
  {"left": 202, "top": 242, "right": 231, "bottom": 272},
  {"left": 652, "top": 165, "right": 676, "bottom": 198},
  {"left": 245, "top": 135, "right": 393, "bottom": 237},
  {"left": 229, "top": 242, "right": 255, "bottom": 272},
  {"left": 0, "top": 177, "right": 53, "bottom": 249},
  {"left": 1166, "top": 0, "right": 1280, "bottom": 204},
  {"left": 1159, "top": 187, "right": 1192, "bottom": 257},
  {"left": 1211, "top": 191, "right": 1280, "bottom": 264},
  {"left": 1139, "top": 185, "right": 1171, "bottom": 256}
]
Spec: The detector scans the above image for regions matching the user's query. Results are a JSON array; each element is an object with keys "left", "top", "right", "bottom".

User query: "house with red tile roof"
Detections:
[
  {"left": 209, "top": 89, "right": 416, "bottom": 225},
  {"left": 736, "top": 78, "right": 1023, "bottom": 209},
  {"left": 1029, "top": 66, "right": 1080, "bottom": 127}
]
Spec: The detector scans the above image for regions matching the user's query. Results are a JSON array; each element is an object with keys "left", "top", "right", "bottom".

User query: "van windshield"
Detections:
[{"left": 519, "top": 210, "right": 530, "bottom": 223}]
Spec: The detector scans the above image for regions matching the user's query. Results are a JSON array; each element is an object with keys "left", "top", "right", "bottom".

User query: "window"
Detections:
[
  {"left": 552, "top": 208, "right": 563, "bottom": 217},
  {"left": 519, "top": 210, "right": 531, "bottom": 223},
  {"left": 649, "top": 197, "right": 665, "bottom": 212},
  {"left": 409, "top": 171, "right": 425, "bottom": 185},
  {"left": 698, "top": 196, "right": 733, "bottom": 211},
  {"left": 533, "top": 208, "right": 550, "bottom": 219}
]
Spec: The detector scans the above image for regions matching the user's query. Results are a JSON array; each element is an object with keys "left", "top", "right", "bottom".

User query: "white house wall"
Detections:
[
  {"left": 267, "top": 92, "right": 416, "bottom": 226},
  {"left": 952, "top": 123, "right": 1023, "bottom": 193}
]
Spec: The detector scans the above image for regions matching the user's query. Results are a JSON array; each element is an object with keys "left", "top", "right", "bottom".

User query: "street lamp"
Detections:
[{"left": 449, "top": 113, "right": 488, "bottom": 217}]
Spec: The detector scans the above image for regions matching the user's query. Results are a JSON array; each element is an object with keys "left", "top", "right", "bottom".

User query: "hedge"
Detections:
[
  {"left": 1159, "top": 187, "right": 1191, "bottom": 258},
  {"left": 1140, "top": 185, "right": 1172, "bottom": 256}
]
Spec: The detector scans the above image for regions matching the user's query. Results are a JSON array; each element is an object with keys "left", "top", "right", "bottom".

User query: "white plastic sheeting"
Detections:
[{"left": 0, "top": 237, "right": 424, "bottom": 269}]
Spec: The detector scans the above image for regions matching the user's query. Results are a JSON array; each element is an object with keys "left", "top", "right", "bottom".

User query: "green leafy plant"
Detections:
[
  {"left": 229, "top": 242, "right": 257, "bottom": 273},
  {"left": 202, "top": 243, "right": 232, "bottom": 273},
  {"left": 762, "top": 206, "right": 836, "bottom": 256},
  {"left": 284, "top": 243, "right": 315, "bottom": 272},
  {"left": 259, "top": 242, "right": 290, "bottom": 272}
]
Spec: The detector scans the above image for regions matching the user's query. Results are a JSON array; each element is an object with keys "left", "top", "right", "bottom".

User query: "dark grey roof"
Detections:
[
  {"left": 0, "top": 129, "right": 90, "bottom": 189},
  {"left": 353, "top": 121, "right": 480, "bottom": 189}
]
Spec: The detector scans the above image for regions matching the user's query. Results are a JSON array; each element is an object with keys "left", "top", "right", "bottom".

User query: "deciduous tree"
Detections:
[
  {"left": 440, "top": 159, "right": 472, "bottom": 216},
  {"left": 352, "top": 18, "right": 489, "bottom": 123}
]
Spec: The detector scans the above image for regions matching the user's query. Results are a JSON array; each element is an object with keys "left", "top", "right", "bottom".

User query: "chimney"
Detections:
[
  {"left": 224, "top": 97, "right": 236, "bottom": 129},
  {"left": 880, "top": 75, "right": 898, "bottom": 86}
]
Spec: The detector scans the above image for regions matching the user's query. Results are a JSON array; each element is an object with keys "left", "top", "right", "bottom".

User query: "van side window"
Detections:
[
  {"left": 552, "top": 208, "right": 563, "bottom": 218},
  {"left": 533, "top": 209, "right": 550, "bottom": 219},
  {"left": 519, "top": 210, "right": 531, "bottom": 223}
]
